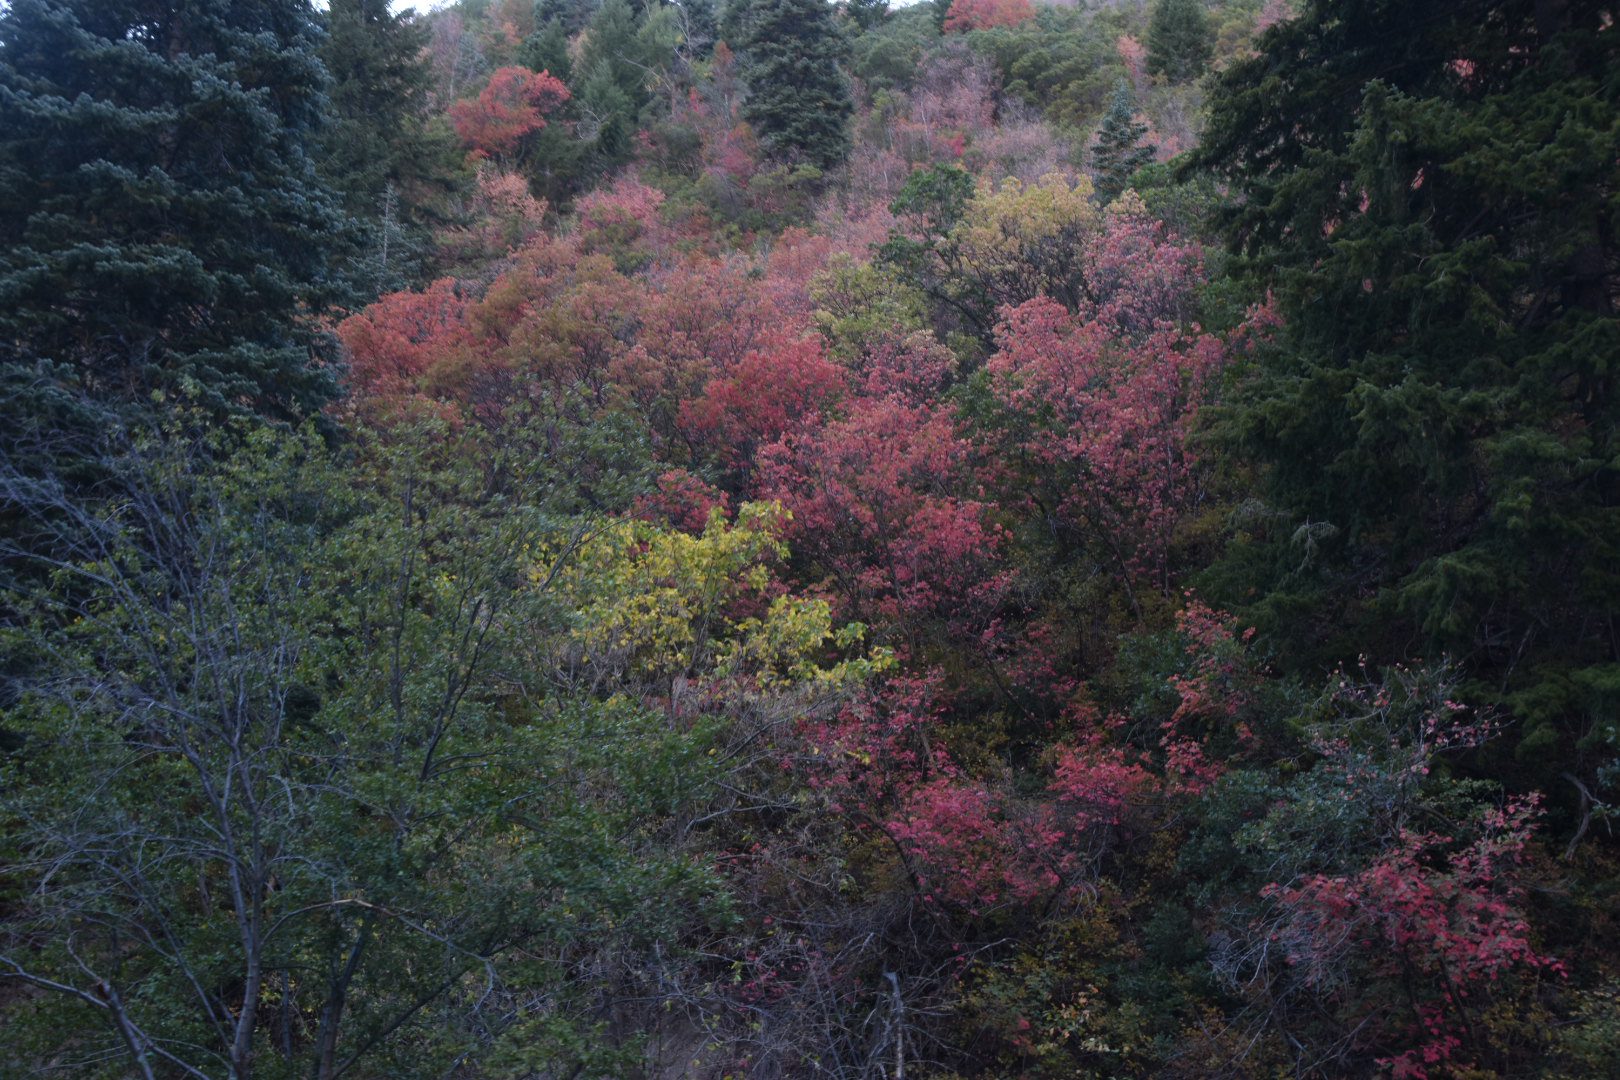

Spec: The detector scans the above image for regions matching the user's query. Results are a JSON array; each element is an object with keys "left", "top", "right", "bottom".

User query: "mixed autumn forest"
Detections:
[{"left": 1, "top": 0, "right": 1617, "bottom": 1076}]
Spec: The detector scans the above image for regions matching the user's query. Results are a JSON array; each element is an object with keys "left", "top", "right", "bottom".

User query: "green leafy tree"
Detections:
[
  {"left": 849, "top": 5, "right": 938, "bottom": 95},
  {"left": 0, "top": 0, "right": 345, "bottom": 420},
  {"left": 1192, "top": 0, "right": 1620, "bottom": 792},
  {"left": 1092, "top": 79, "right": 1156, "bottom": 202},
  {"left": 0, "top": 416, "right": 729, "bottom": 1078},
  {"left": 968, "top": 8, "right": 1125, "bottom": 130},
  {"left": 1146, "top": 0, "right": 1212, "bottom": 83},
  {"left": 878, "top": 163, "right": 982, "bottom": 333},
  {"left": 731, "top": 0, "right": 854, "bottom": 170}
]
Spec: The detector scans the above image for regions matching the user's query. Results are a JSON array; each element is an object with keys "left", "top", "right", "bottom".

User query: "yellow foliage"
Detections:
[
  {"left": 953, "top": 172, "right": 1098, "bottom": 288},
  {"left": 542, "top": 502, "right": 891, "bottom": 690}
]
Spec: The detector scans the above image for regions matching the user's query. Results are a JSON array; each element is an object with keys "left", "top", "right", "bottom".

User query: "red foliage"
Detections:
[
  {"left": 337, "top": 278, "right": 474, "bottom": 421},
  {"left": 760, "top": 391, "right": 1006, "bottom": 630},
  {"left": 1262, "top": 796, "right": 1561, "bottom": 1077},
  {"left": 440, "top": 166, "right": 551, "bottom": 263},
  {"left": 1117, "top": 34, "right": 1149, "bottom": 96},
  {"left": 1048, "top": 736, "right": 1156, "bottom": 835},
  {"left": 574, "top": 175, "right": 670, "bottom": 269},
  {"left": 678, "top": 337, "right": 846, "bottom": 471},
  {"left": 450, "top": 66, "right": 570, "bottom": 161},
  {"left": 635, "top": 469, "right": 733, "bottom": 534},
  {"left": 986, "top": 295, "right": 1226, "bottom": 591},
  {"left": 943, "top": 0, "right": 1037, "bottom": 33},
  {"left": 1076, "top": 201, "right": 1206, "bottom": 334},
  {"left": 888, "top": 778, "right": 1063, "bottom": 910}
]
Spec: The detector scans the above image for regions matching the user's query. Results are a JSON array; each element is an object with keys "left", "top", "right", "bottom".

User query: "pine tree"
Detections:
[
  {"left": 520, "top": 16, "right": 576, "bottom": 83},
  {"left": 1091, "top": 79, "right": 1156, "bottom": 201},
  {"left": 1193, "top": 0, "right": 1620, "bottom": 785},
  {"left": 846, "top": 0, "right": 890, "bottom": 32},
  {"left": 1146, "top": 0, "right": 1212, "bottom": 83},
  {"left": 675, "top": 0, "right": 720, "bottom": 59},
  {"left": 321, "top": 0, "right": 435, "bottom": 214},
  {"left": 732, "top": 0, "right": 853, "bottom": 170},
  {"left": 536, "top": 0, "right": 598, "bottom": 36},
  {"left": 0, "top": 0, "right": 345, "bottom": 420},
  {"left": 574, "top": 0, "right": 675, "bottom": 173},
  {"left": 581, "top": 0, "right": 660, "bottom": 108},
  {"left": 322, "top": 0, "right": 449, "bottom": 295}
]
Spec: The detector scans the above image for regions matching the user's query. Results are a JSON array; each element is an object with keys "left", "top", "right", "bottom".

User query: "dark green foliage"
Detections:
[
  {"left": 578, "top": 59, "right": 639, "bottom": 166},
  {"left": 878, "top": 163, "right": 986, "bottom": 334},
  {"left": 845, "top": 0, "right": 890, "bottom": 32},
  {"left": 514, "top": 16, "right": 591, "bottom": 203},
  {"left": 536, "top": 0, "right": 599, "bottom": 36},
  {"left": 1091, "top": 79, "right": 1156, "bottom": 201},
  {"left": 321, "top": 0, "right": 453, "bottom": 294},
  {"left": 320, "top": 0, "right": 435, "bottom": 214},
  {"left": 849, "top": 4, "right": 939, "bottom": 95},
  {"left": 1193, "top": 0, "right": 1620, "bottom": 787},
  {"left": 675, "top": 0, "right": 721, "bottom": 58},
  {"left": 1147, "top": 0, "right": 1212, "bottom": 82},
  {"left": 519, "top": 15, "right": 576, "bottom": 83},
  {"left": 889, "top": 162, "right": 976, "bottom": 232},
  {"left": 969, "top": 8, "right": 1126, "bottom": 130},
  {"left": 0, "top": 0, "right": 346, "bottom": 420},
  {"left": 574, "top": 0, "right": 677, "bottom": 174},
  {"left": 731, "top": 0, "right": 854, "bottom": 169},
  {"left": 0, "top": 416, "right": 725, "bottom": 1078}
]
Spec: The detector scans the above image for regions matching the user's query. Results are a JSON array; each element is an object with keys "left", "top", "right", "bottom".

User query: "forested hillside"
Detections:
[{"left": 1, "top": 0, "right": 1617, "bottom": 1076}]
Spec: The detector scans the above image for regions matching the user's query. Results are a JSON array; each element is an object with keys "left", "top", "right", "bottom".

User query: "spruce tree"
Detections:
[
  {"left": 321, "top": 0, "right": 445, "bottom": 294},
  {"left": 1193, "top": 0, "right": 1620, "bottom": 784},
  {"left": 0, "top": 0, "right": 345, "bottom": 420},
  {"left": 519, "top": 19, "right": 590, "bottom": 202},
  {"left": 1091, "top": 79, "right": 1155, "bottom": 202},
  {"left": 321, "top": 0, "right": 434, "bottom": 214},
  {"left": 1146, "top": 0, "right": 1212, "bottom": 83},
  {"left": 846, "top": 0, "right": 890, "bottom": 32},
  {"left": 575, "top": 0, "right": 675, "bottom": 173},
  {"left": 536, "top": 0, "right": 598, "bottom": 36},
  {"left": 732, "top": 0, "right": 853, "bottom": 170},
  {"left": 675, "top": 0, "right": 720, "bottom": 59},
  {"left": 520, "top": 16, "right": 576, "bottom": 84}
]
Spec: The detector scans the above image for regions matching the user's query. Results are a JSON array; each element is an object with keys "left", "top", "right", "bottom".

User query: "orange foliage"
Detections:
[
  {"left": 943, "top": 0, "right": 1036, "bottom": 33},
  {"left": 449, "top": 66, "right": 570, "bottom": 161}
]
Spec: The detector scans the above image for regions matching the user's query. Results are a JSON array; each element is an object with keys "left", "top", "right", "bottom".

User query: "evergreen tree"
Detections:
[
  {"left": 846, "top": 0, "right": 890, "bottom": 32},
  {"left": 536, "top": 0, "right": 599, "bottom": 36},
  {"left": 321, "top": 0, "right": 446, "bottom": 294},
  {"left": 675, "top": 0, "right": 721, "bottom": 59},
  {"left": 321, "top": 0, "right": 434, "bottom": 214},
  {"left": 0, "top": 0, "right": 345, "bottom": 420},
  {"left": 578, "top": 59, "right": 639, "bottom": 166},
  {"left": 732, "top": 0, "right": 853, "bottom": 170},
  {"left": 517, "top": 14, "right": 591, "bottom": 202},
  {"left": 1146, "top": 0, "right": 1212, "bottom": 82},
  {"left": 574, "top": 0, "right": 674, "bottom": 173},
  {"left": 1091, "top": 79, "right": 1156, "bottom": 201},
  {"left": 1193, "top": 0, "right": 1620, "bottom": 785},
  {"left": 520, "top": 15, "right": 576, "bottom": 83},
  {"left": 581, "top": 0, "right": 657, "bottom": 107}
]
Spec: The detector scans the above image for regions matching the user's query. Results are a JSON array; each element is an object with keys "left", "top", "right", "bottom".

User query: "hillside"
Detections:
[{"left": 1, "top": 1, "right": 1617, "bottom": 1076}]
